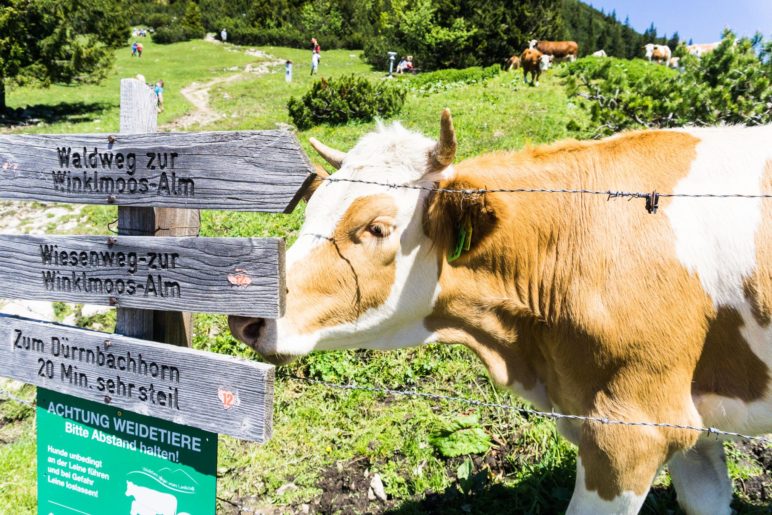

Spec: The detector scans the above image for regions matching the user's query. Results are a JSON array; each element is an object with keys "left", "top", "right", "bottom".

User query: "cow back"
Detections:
[{"left": 536, "top": 40, "right": 579, "bottom": 58}]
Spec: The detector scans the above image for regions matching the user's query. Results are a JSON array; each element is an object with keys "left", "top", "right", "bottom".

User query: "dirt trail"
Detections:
[{"left": 165, "top": 47, "right": 283, "bottom": 130}]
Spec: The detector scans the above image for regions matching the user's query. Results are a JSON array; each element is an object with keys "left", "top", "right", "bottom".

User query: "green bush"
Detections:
[
  {"left": 141, "top": 13, "right": 175, "bottom": 30},
  {"left": 362, "top": 0, "right": 563, "bottom": 71},
  {"left": 287, "top": 75, "right": 407, "bottom": 130},
  {"left": 181, "top": 1, "right": 205, "bottom": 36},
  {"left": 563, "top": 33, "right": 772, "bottom": 136},
  {"left": 408, "top": 64, "right": 501, "bottom": 90},
  {"left": 226, "top": 26, "right": 307, "bottom": 47},
  {"left": 152, "top": 25, "right": 202, "bottom": 44}
]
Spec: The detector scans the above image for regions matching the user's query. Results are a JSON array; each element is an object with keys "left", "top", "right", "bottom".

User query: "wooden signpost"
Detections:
[
  {"left": 0, "top": 77, "right": 315, "bottom": 512},
  {"left": 0, "top": 314, "right": 273, "bottom": 442},
  {"left": 0, "top": 131, "right": 314, "bottom": 212},
  {"left": 0, "top": 234, "right": 286, "bottom": 317}
]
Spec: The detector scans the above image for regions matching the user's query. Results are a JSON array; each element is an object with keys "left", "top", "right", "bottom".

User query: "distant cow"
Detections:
[
  {"left": 644, "top": 43, "right": 671, "bottom": 64},
  {"left": 520, "top": 48, "right": 549, "bottom": 86},
  {"left": 506, "top": 55, "right": 521, "bottom": 71},
  {"left": 688, "top": 42, "right": 720, "bottom": 57},
  {"left": 529, "top": 39, "right": 579, "bottom": 61},
  {"left": 591, "top": 49, "right": 607, "bottom": 57}
]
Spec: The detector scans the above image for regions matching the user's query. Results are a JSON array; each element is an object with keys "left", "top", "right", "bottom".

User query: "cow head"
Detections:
[
  {"left": 644, "top": 43, "right": 655, "bottom": 58},
  {"left": 529, "top": 39, "right": 538, "bottom": 49},
  {"left": 539, "top": 54, "right": 553, "bottom": 71},
  {"left": 229, "top": 110, "right": 465, "bottom": 364}
]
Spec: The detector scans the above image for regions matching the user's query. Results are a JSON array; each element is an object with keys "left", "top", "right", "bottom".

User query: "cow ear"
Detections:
[
  {"left": 302, "top": 165, "right": 330, "bottom": 202},
  {"left": 423, "top": 180, "right": 498, "bottom": 263}
]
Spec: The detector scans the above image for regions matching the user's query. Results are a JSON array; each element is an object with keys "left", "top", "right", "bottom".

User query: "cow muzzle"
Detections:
[{"left": 227, "top": 316, "right": 295, "bottom": 366}]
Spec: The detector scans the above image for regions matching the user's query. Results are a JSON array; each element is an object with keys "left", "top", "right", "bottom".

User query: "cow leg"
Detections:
[
  {"left": 567, "top": 456, "right": 650, "bottom": 515},
  {"left": 567, "top": 420, "right": 683, "bottom": 515},
  {"left": 668, "top": 438, "right": 732, "bottom": 515}
]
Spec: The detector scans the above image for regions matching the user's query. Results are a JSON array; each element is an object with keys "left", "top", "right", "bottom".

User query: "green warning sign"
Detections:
[{"left": 37, "top": 388, "right": 217, "bottom": 515}]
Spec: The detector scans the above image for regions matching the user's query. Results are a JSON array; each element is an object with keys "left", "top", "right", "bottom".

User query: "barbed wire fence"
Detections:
[
  {"left": 0, "top": 386, "right": 34, "bottom": 408},
  {"left": 1, "top": 176, "right": 770, "bottom": 513}
]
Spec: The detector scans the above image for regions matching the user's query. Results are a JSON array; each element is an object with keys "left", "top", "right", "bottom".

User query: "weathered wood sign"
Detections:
[
  {"left": 0, "top": 314, "right": 274, "bottom": 442},
  {"left": 0, "top": 131, "right": 315, "bottom": 212},
  {"left": 0, "top": 234, "right": 285, "bottom": 317}
]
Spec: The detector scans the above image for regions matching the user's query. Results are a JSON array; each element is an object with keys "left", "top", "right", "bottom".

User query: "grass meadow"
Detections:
[{"left": 1, "top": 38, "right": 769, "bottom": 514}]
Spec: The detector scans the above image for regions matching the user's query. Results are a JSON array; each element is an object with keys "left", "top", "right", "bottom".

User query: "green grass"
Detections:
[
  {"left": 5, "top": 38, "right": 263, "bottom": 134},
  {"left": 1, "top": 37, "right": 769, "bottom": 514}
]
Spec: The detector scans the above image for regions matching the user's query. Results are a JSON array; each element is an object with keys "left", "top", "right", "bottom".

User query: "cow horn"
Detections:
[
  {"left": 309, "top": 137, "right": 347, "bottom": 169},
  {"left": 428, "top": 108, "right": 457, "bottom": 172}
]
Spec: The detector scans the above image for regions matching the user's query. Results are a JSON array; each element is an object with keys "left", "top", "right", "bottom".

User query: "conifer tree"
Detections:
[{"left": 0, "top": 0, "right": 128, "bottom": 112}]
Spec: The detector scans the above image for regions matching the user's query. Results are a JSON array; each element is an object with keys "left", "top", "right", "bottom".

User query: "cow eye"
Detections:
[{"left": 366, "top": 222, "right": 389, "bottom": 238}]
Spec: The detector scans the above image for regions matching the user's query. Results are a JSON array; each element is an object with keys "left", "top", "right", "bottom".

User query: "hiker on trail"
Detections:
[
  {"left": 396, "top": 56, "right": 414, "bottom": 74},
  {"left": 131, "top": 42, "right": 138, "bottom": 57},
  {"left": 310, "top": 38, "right": 321, "bottom": 75},
  {"left": 136, "top": 42, "right": 144, "bottom": 58},
  {"left": 154, "top": 80, "right": 164, "bottom": 113},
  {"left": 285, "top": 60, "right": 293, "bottom": 83},
  {"left": 221, "top": 28, "right": 227, "bottom": 42}
]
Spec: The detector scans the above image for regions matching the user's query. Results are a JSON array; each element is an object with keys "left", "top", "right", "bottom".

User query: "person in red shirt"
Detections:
[{"left": 310, "top": 38, "right": 321, "bottom": 75}]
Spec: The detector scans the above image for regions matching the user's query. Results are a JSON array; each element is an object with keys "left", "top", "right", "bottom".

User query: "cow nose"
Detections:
[{"left": 228, "top": 315, "right": 265, "bottom": 349}]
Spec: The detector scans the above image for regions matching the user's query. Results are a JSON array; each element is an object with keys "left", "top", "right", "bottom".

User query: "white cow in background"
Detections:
[
  {"left": 644, "top": 43, "right": 671, "bottom": 64},
  {"left": 591, "top": 49, "right": 607, "bottom": 57},
  {"left": 688, "top": 42, "right": 721, "bottom": 57}
]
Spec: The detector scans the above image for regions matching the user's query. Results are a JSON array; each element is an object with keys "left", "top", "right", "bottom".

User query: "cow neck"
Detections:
[{"left": 424, "top": 149, "right": 584, "bottom": 386}]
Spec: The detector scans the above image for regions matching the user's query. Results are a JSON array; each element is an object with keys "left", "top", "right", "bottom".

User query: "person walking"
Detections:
[
  {"left": 131, "top": 41, "right": 138, "bottom": 57},
  {"left": 154, "top": 80, "right": 164, "bottom": 113},
  {"left": 310, "top": 38, "right": 321, "bottom": 75},
  {"left": 221, "top": 28, "right": 227, "bottom": 43},
  {"left": 136, "top": 42, "right": 144, "bottom": 58}
]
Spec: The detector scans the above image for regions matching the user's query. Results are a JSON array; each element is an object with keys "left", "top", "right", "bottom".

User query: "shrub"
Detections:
[
  {"left": 141, "top": 13, "right": 175, "bottom": 30},
  {"left": 287, "top": 75, "right": 407, "bottom": 130},
  {"left": 152, "top": 25, "right": 202, "bottom": 44},
  {"left": 362, "top": 0, "right": 476, "bottom": 72},
  {"left": 408, "top": 65, "right": 501, "bottom": 90},
  {"left": 226, "top": 26, "right": 307, "bottom": 48},
  {"left": 181, "top": 1, "right": 205, "bottom": 36},
  {"left": 562, "top": 33, "right": 772, "bottom": 136}
]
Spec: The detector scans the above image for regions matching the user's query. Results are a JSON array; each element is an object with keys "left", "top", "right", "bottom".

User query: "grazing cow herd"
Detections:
[
  {"left": 231, "top": 109, "right": 772, "bottom": 515},
  {"left": 507, "top": 38, "right": 723, "bottom": 85}
]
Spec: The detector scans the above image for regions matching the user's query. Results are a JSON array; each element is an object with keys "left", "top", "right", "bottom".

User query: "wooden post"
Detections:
[{"left": 116, "top": 78, "right": 199, "bottom": 345}]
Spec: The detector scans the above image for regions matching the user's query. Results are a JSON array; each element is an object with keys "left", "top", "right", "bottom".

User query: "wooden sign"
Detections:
[
  {"left": 0, "top": 131, "right": 315, "bottom": 212},
  {"left": 0, "top": 314, "right": 273, "bottom": 442},
  {"left": 0, "top": 234, "right": 285, "bottom": 317}
]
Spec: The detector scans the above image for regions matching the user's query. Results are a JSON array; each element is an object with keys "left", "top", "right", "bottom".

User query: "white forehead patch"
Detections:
[{"left": 289, "top": 122, "right": 438, "bottom": 267}]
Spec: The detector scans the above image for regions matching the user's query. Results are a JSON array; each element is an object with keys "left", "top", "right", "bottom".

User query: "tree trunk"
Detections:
[{"left": 0, "top": 79, "right": 6, "bottom": 113}]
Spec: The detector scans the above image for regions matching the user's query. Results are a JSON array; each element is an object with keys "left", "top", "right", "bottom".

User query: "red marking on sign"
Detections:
[
  {"left": 227, "top": 268, "right": 252, "bottom": 287},
  {"left": 218, "top": 388, "right": 240, "bottom": 410}
]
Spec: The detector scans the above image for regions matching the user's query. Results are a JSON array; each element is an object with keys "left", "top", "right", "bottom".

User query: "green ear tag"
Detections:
[
  {"left": 448, "top": 224, "right": 467, "bottom": 262},
  {"left": 463, "top": 217, "right": 473, "bottom": 251},
  {"left": 448, "top": 215, "right": 473, "bottom": 263}
]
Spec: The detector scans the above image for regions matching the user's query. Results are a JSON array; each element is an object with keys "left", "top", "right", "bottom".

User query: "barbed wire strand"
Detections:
[
  {"left": 287, "top": 376, "right": 772, "bottom": 445},
  {"left": 0, "top": 388, "right": 34, "bottom": 408},
  {"left": 322, "top": 176, "right": 772, "bottom": 199}
]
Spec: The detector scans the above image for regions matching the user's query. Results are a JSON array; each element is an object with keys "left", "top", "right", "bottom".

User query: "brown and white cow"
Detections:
[
  {"left": 688, "top": 42, "right": 721, "bottom": 57},
  {"left": 506, "top": 55, "right": 521, "bottom": 71},
  {"left": 230, "top": 110, "right": 772, "bottom": 514},
  {"left": 644, "top": 43, "right": 672, "bottom": 64},
  {"left": 529, "top": 39, "right": 579, "bottom": 61}
]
